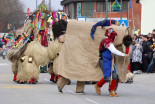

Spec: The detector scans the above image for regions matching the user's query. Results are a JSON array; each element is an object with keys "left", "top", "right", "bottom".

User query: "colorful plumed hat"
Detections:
[{"left": 105, "top": 28, "right": 117, "bottom": 42}]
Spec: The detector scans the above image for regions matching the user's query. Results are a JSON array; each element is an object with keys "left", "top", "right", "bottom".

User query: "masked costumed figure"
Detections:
[
  {"left": 7, "top": 12, "right": 50, "bottom": 84},
  {"left": 94, "top": 28, "right": 128, "bottom": 97},
  {"left": 7, "top": 33, "right": 49, "bottom": 84}
]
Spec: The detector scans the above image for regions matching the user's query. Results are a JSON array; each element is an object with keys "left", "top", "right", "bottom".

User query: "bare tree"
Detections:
[{"left": 0, "top": 0, "right": 26, "bottom": 32}]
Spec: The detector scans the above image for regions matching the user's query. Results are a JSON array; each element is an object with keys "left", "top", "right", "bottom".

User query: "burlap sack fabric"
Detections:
[{"left": 58, "top": 20, "right": 132, "bottom": 82}]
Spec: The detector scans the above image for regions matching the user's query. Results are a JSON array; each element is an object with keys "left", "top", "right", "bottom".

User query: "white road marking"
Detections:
[
  {"left": 0, "top": 75, "right": 13, "bottom": 76},
  {"left": 67, "top": 90, "right": 99, "bottom": 104},
  {"left": 0, "top": 63, "right": 8, "bottom": 66},
  {"left": 67, "top": 90, "right": 75, "bottom": 94},
  {"left": 85, "top": 98, "right": 99, "bottom": 104},
  {"left": 43, "top": 77, "right": 51, "bottom": 82},
  {"left": 43, "top": 77, "right": 99, "bottom": 104}
]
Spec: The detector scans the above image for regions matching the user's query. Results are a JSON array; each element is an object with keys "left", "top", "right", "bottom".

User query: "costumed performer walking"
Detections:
[
  {"left": 57, "top": 19, "right": 120, "bottom": 93},
  {"left": 48, "top": 20, "right": 69, "bottom": 84},
  {"left": 94, "top": 28, "right": 128, "bottom": 97}
]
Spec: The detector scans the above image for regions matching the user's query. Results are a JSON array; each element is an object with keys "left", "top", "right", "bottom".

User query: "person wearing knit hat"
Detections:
[{"left": 94, "top": 28, "right": 128, "bottom": 97}]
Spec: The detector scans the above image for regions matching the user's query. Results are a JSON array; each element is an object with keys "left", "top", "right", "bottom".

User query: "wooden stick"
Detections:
[{"left": 110, "top": 54, "right": 114, "bottom": 85}]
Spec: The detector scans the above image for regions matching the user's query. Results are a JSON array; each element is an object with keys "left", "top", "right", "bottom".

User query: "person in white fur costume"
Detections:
[{"left": 7, "top": 34, "right": 49, "bottom": 84}]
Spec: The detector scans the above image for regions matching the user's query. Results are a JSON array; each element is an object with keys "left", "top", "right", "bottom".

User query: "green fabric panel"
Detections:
[{"left": 40, "top": 20, "right": 46, "bottom": 30}]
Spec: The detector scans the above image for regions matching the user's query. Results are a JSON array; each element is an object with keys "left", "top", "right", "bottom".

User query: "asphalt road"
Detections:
[{"left": 0, "top": 58, "right": 155, "bottom": 104}]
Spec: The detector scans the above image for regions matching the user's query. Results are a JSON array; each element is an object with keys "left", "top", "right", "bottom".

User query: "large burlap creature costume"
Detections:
[{"left": 57, "top": 20, "right": 132, "bottom": 93}]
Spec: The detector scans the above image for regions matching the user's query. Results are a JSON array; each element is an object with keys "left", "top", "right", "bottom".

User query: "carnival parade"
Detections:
[{"left": 0, "top": 0, "right": 155, "bottom": 104}]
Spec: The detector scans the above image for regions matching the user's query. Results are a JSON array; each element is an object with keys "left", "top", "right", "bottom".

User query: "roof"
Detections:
[{"left": 61, "top": 0, "right": 130, "bottom": 5}]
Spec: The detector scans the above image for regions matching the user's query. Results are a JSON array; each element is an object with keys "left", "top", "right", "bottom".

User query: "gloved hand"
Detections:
[
  {"left": 90, "top": 31, "right": 94, "bottom": 39},
  {"left": 90, "top": 20, "right": 108, "bottom": 39}
]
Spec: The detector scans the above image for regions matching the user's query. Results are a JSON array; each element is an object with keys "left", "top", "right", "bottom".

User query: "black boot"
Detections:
[{"left": 58, "top": 87, "right": 63, "bottom": 93}]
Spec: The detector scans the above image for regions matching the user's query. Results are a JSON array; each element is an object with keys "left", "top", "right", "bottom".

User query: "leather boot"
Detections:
[
  {"left": 109, "top": 91, "right": 118, "bottom": 97},
  {"left": 109, "top": 79, "right": 118, "bottom": 97},
  {"left": 94, "top": 84, "right": 101, "bottom": 95},
  {"left": 94, "top": 78, "right": 106, "bottom": 95}
]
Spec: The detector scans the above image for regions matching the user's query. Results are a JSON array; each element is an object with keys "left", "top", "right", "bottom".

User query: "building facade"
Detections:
[
  {"left": 141, "top": 0, "right": 155, "bottom": 35},
  {"left": 61, "top": 0, "right": 141, "bottom": 31}
]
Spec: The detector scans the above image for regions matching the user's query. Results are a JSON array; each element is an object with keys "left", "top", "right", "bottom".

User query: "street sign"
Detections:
[
  {"left": 77, "top": 17, "right": 86, "bottom": 21},
  {"left": 118, "top": 20, "right": 128, "bottom": 27}
]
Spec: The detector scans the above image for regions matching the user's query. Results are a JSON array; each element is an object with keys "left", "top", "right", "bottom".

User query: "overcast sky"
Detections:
[{"left": 20, "top": 0, "right": 63, "bottom": 12}]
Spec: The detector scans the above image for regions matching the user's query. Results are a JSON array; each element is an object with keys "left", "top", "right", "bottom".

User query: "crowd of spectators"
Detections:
[{"left": 130, "top": 29, "right": 155, "bottom": 74}]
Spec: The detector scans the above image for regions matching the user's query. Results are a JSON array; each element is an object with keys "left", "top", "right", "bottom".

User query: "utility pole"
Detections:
[
  {"left": 49, "top": 0, "right": 51, "bottom": 11},
  {"left": 36, "top": 0, "right": 38, "bottom": 10},
  {"left": 105, "top": 0, "right": 108, "bottom": 19},
  {"left": 120, "top": 0, "right": 122, "bottom": 20}
]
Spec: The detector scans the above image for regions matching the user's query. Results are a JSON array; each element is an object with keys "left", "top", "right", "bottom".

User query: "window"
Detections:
[
  {"left": 65, "top": 5, "right": 69, "bottom": 14},
  {"left": 122, "top": 1, "right": 128, "bottom": 12},
  {"left": 65, "top": 4, "right": 70, "bottom": 15},
  {"left": 77, "top": 3, "right": 82, "bottom": 17},
  {"left": 96, "top": 2, "right": 109, "bottom": 12}
]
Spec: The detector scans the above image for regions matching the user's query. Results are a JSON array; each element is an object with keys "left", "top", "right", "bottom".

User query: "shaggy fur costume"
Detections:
[
  {"left": 15, "top": 41, "right": 50, "bottom": 82},
  {"left": 48, "top": 39, "right": 62, "bottom": 75},
  {"left": 12, "top": 61, "right": 18, "bottom": 75},
  {"left": 48, "top": 20, "right": 67, "bottom": 80}
]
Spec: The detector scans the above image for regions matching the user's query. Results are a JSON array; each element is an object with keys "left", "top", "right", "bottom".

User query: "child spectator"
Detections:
[{"left": 132, "top": 41, "right": 143, "bottom": 74}]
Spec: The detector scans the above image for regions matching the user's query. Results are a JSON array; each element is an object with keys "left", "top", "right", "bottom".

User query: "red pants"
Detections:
[
  {"left": 50, "top": 74, "right": 61, "bottom": 81},
  {"left": 97, "top": 78, "right": 116, "bottom": 91}
]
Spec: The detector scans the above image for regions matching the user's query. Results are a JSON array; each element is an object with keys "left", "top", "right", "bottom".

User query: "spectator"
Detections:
[
  {"left": 152, "top": 29, "right": 155, "bottom": 35},
  {"left": 138, "top": 35, "right": 143, "bottom": 43},
  {"left": 147, "top": 33, "right": 153, "bottom": 62},
  {"left": 142, "top": 35, "right": 149, "bottom": 72},
  {"left": 147, "top": 37, "right": 155, "bottom": 73},
  {"left": 133, "top": 34, "right": 138, "bottom": 42},
  {"left": 132, "top": 41, "right": 143, "bottom": 74},
  {"left": 130, "top": 34, "right": 141, "bottom": 73},
  {"left": 130, "top": 35, "right": 137, "bottom": 73}
]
